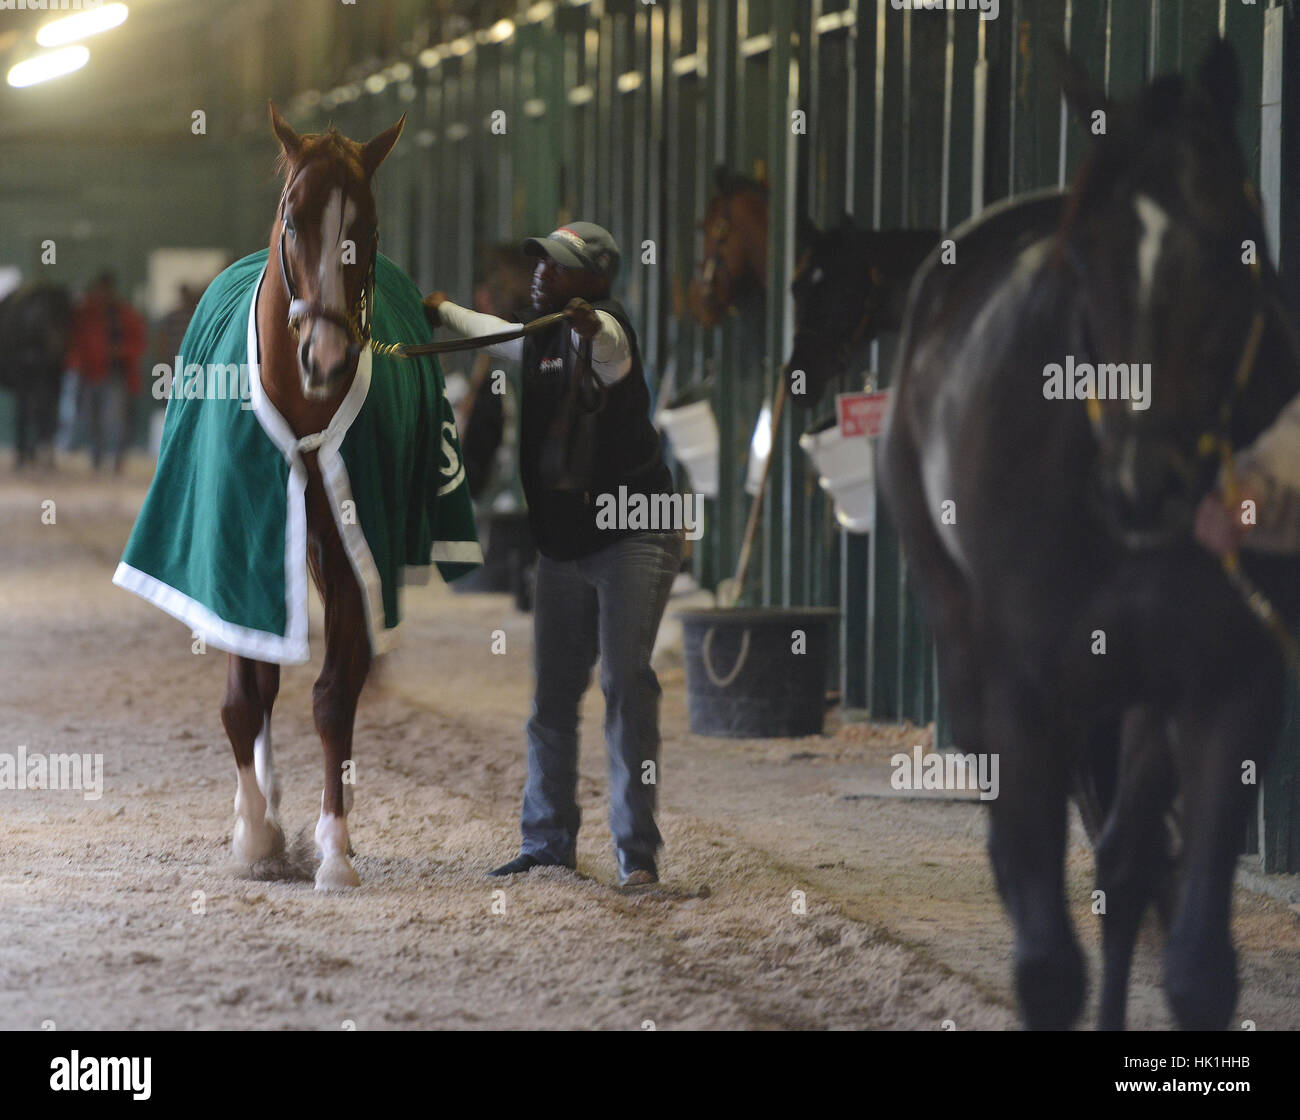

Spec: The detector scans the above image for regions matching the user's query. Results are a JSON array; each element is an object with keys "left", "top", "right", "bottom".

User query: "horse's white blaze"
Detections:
[
  {"left": 315, "top": 796, "right": 359, "bottom": 890},
  {"left": 253, "top": 715, "right": 279, "bottom": 820},
  {"left": 303, "top": 187, "right": 358, "bottom": 386},
  {"left": 1134, "top": 194, "right": 1169, "bottom": 315},
  {"left": 232, "top": 763, "right": 281, "bottom": 864},
  {"left": 317, "top": 187, "right": 357, "bottom": 314}
]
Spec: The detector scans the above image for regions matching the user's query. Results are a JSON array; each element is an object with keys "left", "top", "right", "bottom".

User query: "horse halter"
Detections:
[
  {"left": 1081, "top": 181, "right": 1269, "bottom": 456},
  {"left": 277, "top": 196, "right": 378, "bottom": 364}
]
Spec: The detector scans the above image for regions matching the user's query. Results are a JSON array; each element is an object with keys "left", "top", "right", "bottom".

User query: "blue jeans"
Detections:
[
  {"left": 521, "top": 529, "right": 683, "bottom": 875},
  {"left": 79, "top": 375, "right": 128, "bottom": 471}
]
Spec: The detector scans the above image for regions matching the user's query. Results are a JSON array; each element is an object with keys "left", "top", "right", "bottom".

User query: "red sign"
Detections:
[{"left": 837, "top": 390, "right": 891, "bottom": 439}]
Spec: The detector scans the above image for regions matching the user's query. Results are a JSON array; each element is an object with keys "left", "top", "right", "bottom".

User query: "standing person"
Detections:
[
  {"left": 67, "top": 271, "right": 146, "bottom": 473},
  {"left": 426, "top": 223, "right": 683, "bottom": 887}
]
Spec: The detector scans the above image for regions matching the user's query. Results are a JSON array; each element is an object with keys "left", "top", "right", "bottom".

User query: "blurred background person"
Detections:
[{"left": 66, "top": 271, "right": 146, "bottom": 474}]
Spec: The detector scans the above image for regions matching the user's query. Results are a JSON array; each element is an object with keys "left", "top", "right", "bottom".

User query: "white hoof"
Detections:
[
  {"left": 315, "top": 854, "right": 361, "bottom": 891},
  {"left": 232, "top": 815, "right": 285, "bottom": 864}
]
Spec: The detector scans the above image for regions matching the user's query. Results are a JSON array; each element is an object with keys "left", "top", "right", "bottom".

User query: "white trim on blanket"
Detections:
[
  {"left": 430, "top": 540, "right": 485, "bottom": 564},
  {"left": 245, "top": 266, "right": 395, "bottom": 658},
  {"left": 112, "top": 561, "right": 312, "bottom": 664},
  {"left": 245, "top": 267, "right": 312, "bottom": 660},
  {"left": 399, "top": 564, "right": 434, "bottom": 588},
  {"left": 115, "top": 259, "right": 481, "bottom": 665}
]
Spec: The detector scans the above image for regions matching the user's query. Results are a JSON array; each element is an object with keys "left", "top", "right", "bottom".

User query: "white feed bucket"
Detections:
[
  {"left": 657, "top": 398, "right": 720, "bottom": 498},
  {"left": 799, "top": 420, "right": 875, "bottom": 533},
  {"left": 745, "top": 401, "right": 772, "bottom": 496}
]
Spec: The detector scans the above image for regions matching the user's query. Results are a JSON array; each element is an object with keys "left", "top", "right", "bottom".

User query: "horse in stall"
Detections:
[
  {"left": 113, "top": 106, "right": 480, "bottom": 890},
  {"left": 785, "top": 215, "right": 940, "bottom": 407},
  {"left": 879, "top": 40, "right": 1300, "bottom": 1029},
  {"left": 0, "top": 284, "right": 72, "bottom": 468},
  {"left": 687, "top": 167, "right": 769, "bottom": 329}
]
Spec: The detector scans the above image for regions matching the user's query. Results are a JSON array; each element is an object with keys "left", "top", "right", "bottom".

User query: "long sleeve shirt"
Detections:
[
  {"left": 1233, "top": 392, "right": 1300, "bottom": 552},
  {"left": 436, "top": 300, "right": 633, "bottom": 386}
]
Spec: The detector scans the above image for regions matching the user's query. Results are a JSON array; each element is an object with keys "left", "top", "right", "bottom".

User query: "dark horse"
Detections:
[
  {"left": 0, "top": 285, "right": 72, "bottom": 468},
  {"left": 880, "top": 40, "right": 1300, "bottom": 1029},
  {"left": 222, "top": 105, "right": 404, "bottom": 889},
  {"left": 786, "top": 215, "right": 939, "bottom": 407}
]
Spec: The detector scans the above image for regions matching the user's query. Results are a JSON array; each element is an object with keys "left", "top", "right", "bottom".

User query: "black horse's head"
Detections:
[
  {"left": 1057, "top": 39, "right": 1268, "bottom": 546},
  {"left": 786, "top": 217, "right": 939, "bottom": 408},
  {"left": 787, "top": 216, "right": 878, "bottom": 406}
]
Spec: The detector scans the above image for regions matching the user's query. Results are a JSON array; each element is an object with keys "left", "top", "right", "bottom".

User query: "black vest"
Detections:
[{"left": 519, "top": 299, "right": 674, "bottom": 560}]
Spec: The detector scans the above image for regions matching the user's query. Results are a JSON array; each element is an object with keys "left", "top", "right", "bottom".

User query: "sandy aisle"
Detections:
[{"left": 0, "top": 460, "right": 1295, "bottom": 1030}]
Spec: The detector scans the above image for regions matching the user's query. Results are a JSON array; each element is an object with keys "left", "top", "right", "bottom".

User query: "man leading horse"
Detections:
[{"left": 427, "top": 223, "right": 682, "bottom": 888}]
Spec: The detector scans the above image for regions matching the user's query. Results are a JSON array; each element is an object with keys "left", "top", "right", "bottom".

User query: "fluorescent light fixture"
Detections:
[
  {"left": 7, "top": 45, "right": 90, "bottom": 88},
  {"left": 36, "top": 3, "right": 128, "bottom": 48}
]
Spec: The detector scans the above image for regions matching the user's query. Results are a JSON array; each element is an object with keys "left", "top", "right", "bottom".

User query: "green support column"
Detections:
[
  {"left": 868, "top": 1, "right": 906, "bottom": 720},
  {"left": 898, "top": 10, "right": 946, "bottom": 726},
  {"left": 1223, "top": 0, "right": 1263, "bottom": 170},
  {"left": 764, "top": 0, "right": 795, "bottom": 608},
  {"left": 1107, "top": 0, "right": 1150, "bottom": 94},
  {"left": 1259, "top": 0, "right": 1300, "bottom": 872},
  {"left": 841, "top": 0, "right": 879, "bottom": 715}
]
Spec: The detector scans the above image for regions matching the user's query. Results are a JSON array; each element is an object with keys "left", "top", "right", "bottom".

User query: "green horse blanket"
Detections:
[{"left": 113, "top": 250, "right": 482, "bottom": 665}]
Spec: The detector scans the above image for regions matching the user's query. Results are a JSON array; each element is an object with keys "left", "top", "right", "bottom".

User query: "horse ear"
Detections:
[
  {"left": 1051, "top": 41, "right": 1107, "bottom": 129},
  {"left": 269, "top": 102, "right": 301, "bottom": 159},
  {"left": 1197, "top": 37, "right": 1239, "bottom": 124},
  {"left": 362, "top": 114, "right": 406, "bottom": 178}
]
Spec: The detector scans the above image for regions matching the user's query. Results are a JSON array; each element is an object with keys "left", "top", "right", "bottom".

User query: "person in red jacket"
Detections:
[{"left": 66, "top": 271, "right": 146, "bottom": 473}]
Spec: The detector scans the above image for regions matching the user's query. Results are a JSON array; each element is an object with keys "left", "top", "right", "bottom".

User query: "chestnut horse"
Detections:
[
  {"left": 223, "top": 106, "right": 405, "bottom": 890},
  {"left": 687, "top": 167, "right": 769, "bottom": 328}
]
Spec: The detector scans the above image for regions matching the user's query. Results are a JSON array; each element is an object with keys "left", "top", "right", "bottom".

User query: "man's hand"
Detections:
[
  {"left": 1194, "top": 488, "right": 1256, "bottom": 556},
  {"left": 565, "top": 297, "right": 601, "bottom": 341},
  {"left": 423, "top": 290, "right": 448, "bottom": 327}
]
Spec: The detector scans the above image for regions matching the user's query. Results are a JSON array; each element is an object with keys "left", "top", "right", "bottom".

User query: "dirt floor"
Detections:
[{"left": 1, "top": 456, "right": 1298, "bottom": 1030}]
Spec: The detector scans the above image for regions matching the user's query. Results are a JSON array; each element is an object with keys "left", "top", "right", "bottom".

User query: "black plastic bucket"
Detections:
[{"left": 678, "top": 607, "right": 840, "bottom": 738}]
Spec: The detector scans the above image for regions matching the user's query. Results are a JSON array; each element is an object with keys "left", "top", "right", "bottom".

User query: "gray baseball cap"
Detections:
[{"left": 523, "top": 221, "right": 620, "bottom": 279}]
